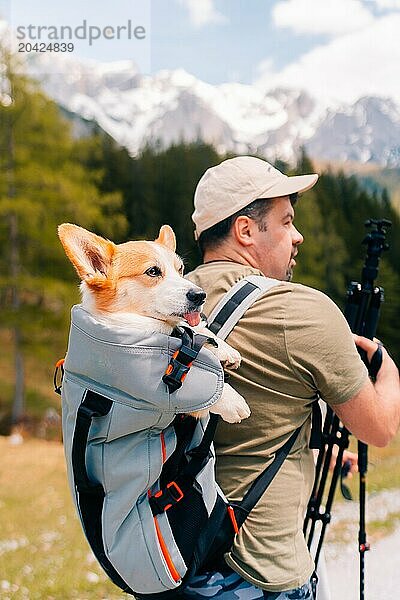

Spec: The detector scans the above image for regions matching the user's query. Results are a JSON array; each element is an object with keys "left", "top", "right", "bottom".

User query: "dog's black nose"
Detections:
[{"left": 186, "top": 289, "right": 206, "bottom": 306}]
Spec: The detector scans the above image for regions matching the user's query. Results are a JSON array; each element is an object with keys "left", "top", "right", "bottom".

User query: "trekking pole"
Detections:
[
  {"left": 304, "top": 406, "right": 352, "bottom": 565},
  {"left": 304, "top": 218, "right": 391, "bottom": 600},
  {"left": 344, "top": 218, "right": 390, "bottom": 600},
  {"left": 305, "top": 408, "right": 351, "bottom": 568}
]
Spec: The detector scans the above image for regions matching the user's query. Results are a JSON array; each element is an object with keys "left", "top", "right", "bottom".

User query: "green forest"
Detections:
[{"left": 1, "top": 50, "right": 400, "bottom": 436}]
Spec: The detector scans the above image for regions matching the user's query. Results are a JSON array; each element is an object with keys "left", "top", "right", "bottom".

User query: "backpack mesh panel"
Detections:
[
  {"left": 160, "top": 416, "right": 197, "bottom": 487},
  {"left": 159, "top": 416, "right": 208, "bottom": 565},
  {"left": 166, "top": 486, "right": 208, "bottom": 566}
]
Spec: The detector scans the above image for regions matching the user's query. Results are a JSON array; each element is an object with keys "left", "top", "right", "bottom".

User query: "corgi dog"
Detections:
[{"left": 58, "top": 223, "right": 251, "bottom": 423}]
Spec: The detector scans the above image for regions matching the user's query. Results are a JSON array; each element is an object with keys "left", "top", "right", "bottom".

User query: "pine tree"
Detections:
[{"left": 0, "top": 44, "right": 127, "bottom": 428}]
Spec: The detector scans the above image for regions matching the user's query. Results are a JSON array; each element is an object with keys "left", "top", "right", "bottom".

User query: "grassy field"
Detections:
[
  {"left": 1, "top": 434, "right": 400, "bottom": 599},
  {"left": 0, "top": 437, "right": 124, "bottom": 600}
]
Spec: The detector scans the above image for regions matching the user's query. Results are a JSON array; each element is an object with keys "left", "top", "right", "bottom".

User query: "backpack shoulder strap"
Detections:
[
  {"left": 207, "top": 275, "right": 280, "bottom": 340},
  {"left": 71, "top": 390, "right": 134, "bottom": 595},
  {"left": 205, "top": 275, "right": 304, "bottom": 521},
  {"left": 234, "top": 424, "right": 301, "bottom": 527}
]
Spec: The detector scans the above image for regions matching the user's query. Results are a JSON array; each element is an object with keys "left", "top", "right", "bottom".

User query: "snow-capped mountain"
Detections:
[
  {"left": 307, "top": 97, "right": 400, "bottom": 167},
  {"left": 27, "top": 54, "right": 400, "bottom": 167}
]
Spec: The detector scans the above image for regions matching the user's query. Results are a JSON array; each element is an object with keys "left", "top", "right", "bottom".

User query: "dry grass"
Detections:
[
  {"left": 0, "top": 437, "right": 124, "bottom": 600},
  {"left": 1, "top": 429, "right": 399, "bottom": 598},
  {"left": 345, "top": 433, "right": 400, "bottom": 496}
]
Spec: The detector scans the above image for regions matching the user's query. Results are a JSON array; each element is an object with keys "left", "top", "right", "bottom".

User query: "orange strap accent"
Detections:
[
  {"left": 227, "top": 505, "right": 239, "bottom": 534},
  {"left": 153, "top": 516, "right": 181, "bottom": 582},
  {"left": 160, "top": 431, "right": 167, "bottom": 463},
  {"left": 55, "top": 358, "right": 65, "bottom": 368}
]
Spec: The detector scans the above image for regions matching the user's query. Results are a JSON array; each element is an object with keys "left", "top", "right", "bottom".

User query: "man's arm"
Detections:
[{"left": 333, "top": 336, "right": 400, "bottom": 447}]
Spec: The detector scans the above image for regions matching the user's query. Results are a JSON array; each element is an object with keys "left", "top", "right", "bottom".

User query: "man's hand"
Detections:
[
  {"left": 330, "top": 448, "right": 358, "bottom": 478},
  {"left": 333, "top": 335, "right": 400, "bottom": 447},
  {"left": 353, "top": 334, "right": 381, "bottom": 362}
]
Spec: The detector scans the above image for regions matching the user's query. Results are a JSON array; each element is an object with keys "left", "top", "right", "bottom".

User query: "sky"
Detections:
[{"left": 1, "top": 0, "right": 400, "bottom": 104}]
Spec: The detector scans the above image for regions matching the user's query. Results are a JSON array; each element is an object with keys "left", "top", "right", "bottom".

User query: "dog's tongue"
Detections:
[{"left": 184, "top": 312, "right": 201, "bottom": 327}]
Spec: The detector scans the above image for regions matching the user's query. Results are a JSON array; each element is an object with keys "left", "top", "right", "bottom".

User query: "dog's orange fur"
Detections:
[{"left": 58, "top": 224, "right": 183, "bottom": 316}]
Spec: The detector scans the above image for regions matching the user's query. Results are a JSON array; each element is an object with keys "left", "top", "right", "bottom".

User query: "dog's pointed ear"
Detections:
[
  {"left": 155, "top": 225, "right": 176, "bottom": 252},
  {"left": 58, "top": 224, "right": 116, "bottom": 288}
]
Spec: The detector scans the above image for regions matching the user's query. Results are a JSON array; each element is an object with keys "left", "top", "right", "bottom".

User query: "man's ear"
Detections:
[
  {"left": 155, "top": 224, "right": 176, "bottom": 252},
  {"left": 58, "top": 223, "right": 116, "bottom": 288},
  {"left": 232, "top": 216, "right": 255, "bottom": 247}
]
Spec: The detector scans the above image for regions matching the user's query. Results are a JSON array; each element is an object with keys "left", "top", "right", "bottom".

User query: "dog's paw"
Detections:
[
  {"left": 213, "top": 339, "right": 241, "bottom": 370},
  {"left": 210, "top": 383, "right": 251, "bottom": 423}
]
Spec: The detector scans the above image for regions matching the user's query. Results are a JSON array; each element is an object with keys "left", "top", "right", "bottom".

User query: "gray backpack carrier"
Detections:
[{"left": 57, "top": 276, "right": 302, "bottom": 598}]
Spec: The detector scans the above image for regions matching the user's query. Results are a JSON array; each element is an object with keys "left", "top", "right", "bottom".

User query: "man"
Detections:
[{"left": 185, "top": 156, "right": 400, "bottom": 599}]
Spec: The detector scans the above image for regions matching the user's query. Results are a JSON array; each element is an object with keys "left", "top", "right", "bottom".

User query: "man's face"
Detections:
[{"left": 251, "top": 196, "right": 303, "bottom": 281}]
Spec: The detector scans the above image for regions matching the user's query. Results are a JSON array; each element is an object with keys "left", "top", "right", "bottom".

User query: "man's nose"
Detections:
[{"left": 292, "top": 226, "right": 304, "bottom": 245}]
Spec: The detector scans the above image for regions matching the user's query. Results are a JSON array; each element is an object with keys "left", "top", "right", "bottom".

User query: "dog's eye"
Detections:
[
  {"left": 178, "top": 265, "right": 184, "bottom": 275},
  {"left": 145, "top": 266, "right": 162, "bottom": 277}
]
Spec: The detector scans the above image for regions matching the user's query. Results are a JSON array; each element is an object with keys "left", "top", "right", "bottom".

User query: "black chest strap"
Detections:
[{"left": 162, "top": 326, "right": 217, "bottom": 393}]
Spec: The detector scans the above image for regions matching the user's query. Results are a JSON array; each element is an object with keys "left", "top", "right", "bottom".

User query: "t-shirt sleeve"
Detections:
[{"left": 283, "top": 286, "right": 368, "bottom": 405}]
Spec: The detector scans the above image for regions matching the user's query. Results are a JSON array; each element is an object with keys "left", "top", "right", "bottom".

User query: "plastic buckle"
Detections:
[
  {"left": 163, "top": 353, "right": 191, "bottom": 392},
  {"left": 149, "top": 481, "right": 185, "bottom": 514},
  {"left": 176, "top": 345, "right": 198, "bottom": 364},
  {"left": 167, "top": 481, "right": 184, "bottom": 502},
  {"left": 78, "top": 405, "right": 98, "bottom": 422}
]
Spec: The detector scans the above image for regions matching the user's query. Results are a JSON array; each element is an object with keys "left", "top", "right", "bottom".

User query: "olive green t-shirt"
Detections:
[{"left": 187, "top": 262, "right": 368, "bottom": 592}]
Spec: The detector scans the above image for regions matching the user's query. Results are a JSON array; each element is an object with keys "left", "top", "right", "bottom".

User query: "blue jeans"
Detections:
[{"left": 183, "top": 566, "right": 314, "bottom": 599}]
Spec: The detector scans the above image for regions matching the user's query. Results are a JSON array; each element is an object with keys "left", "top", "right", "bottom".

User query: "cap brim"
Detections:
[{"left": 258, "top": 173, "right": 319, "bottom": 199}]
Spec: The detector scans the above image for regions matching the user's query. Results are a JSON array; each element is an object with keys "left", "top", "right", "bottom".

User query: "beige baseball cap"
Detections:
[{"left": 192, "top": 156, "right": 318, "bottom": 239}]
